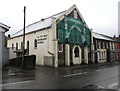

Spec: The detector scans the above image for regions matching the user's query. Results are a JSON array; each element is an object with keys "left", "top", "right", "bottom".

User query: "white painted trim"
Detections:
[{"left": 65, "top": 44, "right": 70, "bottom": 66}]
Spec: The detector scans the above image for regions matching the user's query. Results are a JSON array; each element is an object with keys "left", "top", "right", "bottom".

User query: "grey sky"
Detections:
[{"left": 0, "top": 0, "right": 119, "bottom": 37}]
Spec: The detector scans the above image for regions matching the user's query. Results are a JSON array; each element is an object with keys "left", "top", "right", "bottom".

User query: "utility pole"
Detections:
[{"left": 22, "top": 6, "right": 26, "bottom": 69}]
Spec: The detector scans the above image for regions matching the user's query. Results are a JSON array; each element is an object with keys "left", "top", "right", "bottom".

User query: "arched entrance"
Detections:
[{"left": 72, "top": 46, "right": 82, "bottom": 65}]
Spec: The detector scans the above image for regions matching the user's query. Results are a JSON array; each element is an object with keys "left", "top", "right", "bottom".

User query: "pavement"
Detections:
[{"left": 2, "top": 60, "right": 118, "bottom": 78}]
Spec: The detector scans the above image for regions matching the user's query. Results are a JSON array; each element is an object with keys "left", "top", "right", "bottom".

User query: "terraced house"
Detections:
[
  {"left": 92, "top": 32, "right": 120, "bottom": 63},
  {"left": 7, "top": 5, "right": 92, "bottom": 67}
]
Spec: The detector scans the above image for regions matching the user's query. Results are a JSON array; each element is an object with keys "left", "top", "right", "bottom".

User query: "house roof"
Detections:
[
  {"left": 0, "top": 22, "right": 10, "bottom": 32},
  {"left": 11, "top": 11, "right": 65, "bottom": 37},
  {"left": 93, "top": 32, "right": 115, "bottom": 41},
  {"left": 11, "top": 4, "right": 89, "bottom": 38}
]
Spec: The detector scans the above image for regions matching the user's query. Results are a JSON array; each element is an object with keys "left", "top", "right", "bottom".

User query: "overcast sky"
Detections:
[{"left": 0, "top": 0, "right": 119, "bottom": 37}]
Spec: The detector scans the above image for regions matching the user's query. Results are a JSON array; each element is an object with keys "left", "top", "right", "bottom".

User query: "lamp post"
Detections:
[{"left": 22, "top": 6, "right": 26, "bottom": 69}]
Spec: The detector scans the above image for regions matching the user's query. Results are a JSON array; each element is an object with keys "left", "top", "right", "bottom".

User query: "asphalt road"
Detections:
[{"left": 1, "top": 63, "right": 119, "bottom": 90}]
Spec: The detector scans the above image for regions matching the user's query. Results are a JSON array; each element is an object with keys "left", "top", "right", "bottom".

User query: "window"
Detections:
[
  {"left": 12, "top": 43, "right": 13, "bottom": 49},
  {"left": 16, "top": 43, "right": 18, "bottom": 50},
  {"left": 103, "top": 42, "right": 105, "bottom": 49},
  {"left": 58, "top": 44, "right": 63, "bottom": 52},
  {"left": 103, "top": 51, "right": 106, "bottom": 60},
  {"left": 27, "top": 41, "right": 29, "bottom": 49},
  {"left": 27, "top": 41, "right": 29, "bottom": 55},
  {"left": 96, "top": 40, "right": 98, "bottom": 49},
  {"left": 111, "top": 42, "right": 113, "bottom": 50},
  {"left": 102, "top": 52, "right": 104, "bottom": 60},
  {"left": 99, "top": 51, "right": 101, "bottom": 60},
  {"left": 106, "top": 43, "right": 108, "bottom": 49},
  {"left": 74, "top": 10, "right": 77, "bottom": 19},
  {"left": 74, "top": 47, "right": 79, "bottom": 57},
  {"left": 34, "top": 39, "right": 37, "bottom": 48},
  {"left": 113, "top": 43, "right": 115, "bottom": 50},
  {"left": 99, "top": 42, "right": 101, "bottom": 49}
]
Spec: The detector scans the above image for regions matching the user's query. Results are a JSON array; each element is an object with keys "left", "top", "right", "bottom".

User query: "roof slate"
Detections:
[
  {"left": 12, "top": 11, "right": 65, "bottom": 37},
  {"left": 0, "top": 22, "right": 10, "bottom": 32},
  {"left": 93, "top": 32, "right": 115, "bottom": 41}
]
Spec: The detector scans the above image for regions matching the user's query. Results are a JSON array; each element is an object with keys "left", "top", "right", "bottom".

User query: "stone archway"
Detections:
[{"left": 72, "top": 46, "right": 82, "bottom": 65}]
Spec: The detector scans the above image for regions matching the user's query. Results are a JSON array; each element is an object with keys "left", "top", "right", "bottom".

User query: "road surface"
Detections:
[{"left": 2, "top": 63, "right": 119, "bottom": 90}]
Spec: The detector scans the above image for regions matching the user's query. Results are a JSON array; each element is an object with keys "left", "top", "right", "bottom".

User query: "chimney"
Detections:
[
  {"left": 113, "top": 35, "right": 116, "bottom": 38},
  {"left": 41, "top": 18, "right": 44, "bottom": 21},
  {"left": 8, "top": 34, "right": 11, "bottom": 38}
]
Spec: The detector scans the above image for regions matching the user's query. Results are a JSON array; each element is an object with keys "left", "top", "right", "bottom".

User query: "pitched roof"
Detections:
[
  {"left": 93, "top": 32, "right": 115, "bottom": 41},
  {"left": 12, "top": 11, "right": 65, "bottom": 37},
  {"left": 11, "top": 4, "right": 89, "bottom": 38}
]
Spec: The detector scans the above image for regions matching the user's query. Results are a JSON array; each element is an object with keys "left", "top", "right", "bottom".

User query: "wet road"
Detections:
[{"left": 2, "top": 63, "right": 118, "bottom": 89}]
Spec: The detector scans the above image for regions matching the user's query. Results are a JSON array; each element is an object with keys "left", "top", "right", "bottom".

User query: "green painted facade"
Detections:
[{"left": 57, "top": 16, "right": 91, "bottom": 48}]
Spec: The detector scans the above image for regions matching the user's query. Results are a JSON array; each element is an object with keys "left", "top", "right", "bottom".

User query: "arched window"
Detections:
[
  {"left": 34, "top": 39, "right": 37, "bottom": 48},
  {"left": 27, "top": 41, "right": 29, "bottom": 49},
  {"left": 74, "top": 47, "right": 79, "bottom": 57}
]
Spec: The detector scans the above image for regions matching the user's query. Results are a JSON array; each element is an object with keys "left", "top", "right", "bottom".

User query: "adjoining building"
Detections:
[
  {"left": 118, "top": 1, "right": 120, "bottom": 36},
  {"left": 114, "top": 36, "right": 120, "bottom": 61},
  {"left": 92, "top": 32, "right": 120, "bottom": 63},
  {"left": 7, "top": 5, "right": 92, "bottom": 67},
  {"left": 0, "top": 22, "right": 10, "bottom": 68}
]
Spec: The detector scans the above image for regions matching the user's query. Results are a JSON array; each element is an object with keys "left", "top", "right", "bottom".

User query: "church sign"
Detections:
[{"left": 37, "top": 34, "right": 47, "bottom": 44}]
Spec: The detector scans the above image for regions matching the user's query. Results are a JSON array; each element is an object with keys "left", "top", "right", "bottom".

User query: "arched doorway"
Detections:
[{"left": 72, "top": 46, "right": 82, "bottom": 65}]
